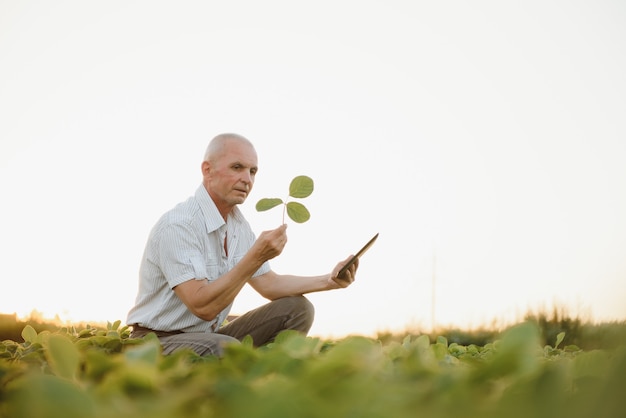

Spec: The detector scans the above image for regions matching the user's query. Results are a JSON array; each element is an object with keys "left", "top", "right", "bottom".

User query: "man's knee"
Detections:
[
  {"left": 281, "top": 295, "right": 314, "bottom": 314},
  {"left": 280, "top": 295, "right": 315, "bottom": 333},
  {"left": 299, "top": 295, "right": 315, "bottom": 322}
]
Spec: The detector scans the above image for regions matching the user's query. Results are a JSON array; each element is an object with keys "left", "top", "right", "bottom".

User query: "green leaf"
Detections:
[
  {"left": 108, "top": 320, "right": 121, "bottom": 330},
  {"left": 289, "top": 175, "right": 314, "bottom": 198},
  {"left": 7, "top": 374, "right": 94, "bottom": 418},
  {"left": 256, "top": 198, "right": 283, "bottom": 211},
  {"left": 554, "top": 332, "right": 565, "bottom": 349},
  {"left": 21, "top": 325, "right": 38, "bottom": 343},
  {"left": 46, "top": 334, "right": 80, "bottom": 380},
  {"left": 436, "top": 335, "right": 448, "bottom": 348},
  {"left": 414, "top": 334, "right": 430, "bottom": 350},
  {"left": 286, "top": 201, "right": 311, "bottom": 223},
  {"left": 124, "top": 339, "right": 161, "bottom": 364},
  {"left": 78, "top": 328, "right": 93, "bottom": 338},
  {"left": 241, "top": 334, "right": 254, "bottom": 347}
]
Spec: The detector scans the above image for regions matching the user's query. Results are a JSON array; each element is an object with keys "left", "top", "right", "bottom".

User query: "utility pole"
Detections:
[{"left": 431, "top": 250, "right": 437, "bottom": 332}]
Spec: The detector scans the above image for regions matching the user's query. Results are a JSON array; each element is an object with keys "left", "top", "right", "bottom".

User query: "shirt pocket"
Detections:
[
  {"left": 189, "top": 255, "right": 220, "bottom": 281},
  {"left": 206, "top": 263, "right": 220, "bottom": 282}
]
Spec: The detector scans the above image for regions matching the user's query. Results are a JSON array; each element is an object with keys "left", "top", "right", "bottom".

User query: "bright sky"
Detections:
[{"left": 1, "top": 1, "right": 625, "bottom": 338}]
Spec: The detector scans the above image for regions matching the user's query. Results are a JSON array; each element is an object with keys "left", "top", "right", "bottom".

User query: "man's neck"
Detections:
[{"left": 205, "top": 187, "right": 232, "bottom": 221}]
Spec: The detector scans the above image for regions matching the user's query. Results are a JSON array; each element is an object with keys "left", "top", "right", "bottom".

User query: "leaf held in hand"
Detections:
[
  {"left": 289, "top": 175, "right": 314, "bottom": 198},
  {"left": 256, "top": 198, "right": 283, "bottom": 212},
  {"left": 286, "top": 201, "right": 311, "bottom": 223},
  {"left": 256, "top": 175, "right": 314, "bottom": 224}
]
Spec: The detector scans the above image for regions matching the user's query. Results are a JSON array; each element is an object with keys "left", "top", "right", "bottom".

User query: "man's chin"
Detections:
[{"left": 231, "top": 195, "right": 247, "bottom": 205}]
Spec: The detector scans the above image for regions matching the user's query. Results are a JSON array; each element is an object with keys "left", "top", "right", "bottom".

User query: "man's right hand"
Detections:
[{"left": 253, "top": 224, "right": 288, "bottom": 262}]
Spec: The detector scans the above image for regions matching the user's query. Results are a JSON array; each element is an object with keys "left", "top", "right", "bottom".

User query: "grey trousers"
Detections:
[{"left": 131, "top": 295, "right": 315, "bottom": 357}]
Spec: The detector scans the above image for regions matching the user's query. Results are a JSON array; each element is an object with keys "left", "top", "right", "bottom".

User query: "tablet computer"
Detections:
[{"left": 337, "top": 233, "right": 379, "bottom": 276}]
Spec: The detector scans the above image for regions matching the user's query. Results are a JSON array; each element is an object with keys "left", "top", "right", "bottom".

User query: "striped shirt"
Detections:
[{"left": 127, "top": 185, "right": 270, "bottom": 332}]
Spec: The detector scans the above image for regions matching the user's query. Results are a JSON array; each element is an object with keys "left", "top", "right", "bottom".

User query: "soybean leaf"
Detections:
[
  {"left": 256, "top": 198, "right": 283, "bottom": 212},
  {"left": 9, "top": 374, "right": 94, "bottom": 418},
  {"left": 124, "top": 339, "right": 161, "bottom": 364},
  {"left": 436, "top": 336, "right": 448, "bottom": 348},
  {"left": 21, "top": 325, "right": 38, "bottom": 344},
  {"left": 286, "top": 201, "right": 311, "bottom": 223},
  {"left": 289, "top": 175, "right": 314, "bottom": 198},
  {"left": 241, "top": 334, "right": 254, "bottom": 347},
  {"left": 256, "top": 175, "right": 314, "bottom": 224},
  {"left": 46, "top": 334, "right": 80, "bottom": 380},
  {"left": 108, "top": 320, "right": 121, "bottom": 331},
  {"left": 555, "top": 332, "right": 565, "bottom": 349}
]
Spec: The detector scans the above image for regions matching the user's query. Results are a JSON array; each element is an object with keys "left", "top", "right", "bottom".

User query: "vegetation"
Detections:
[
  {"left": 375, "top": 308, "right": 626, "bottom": 352},
  {"left": 1, "top": 314, "right": 625, "bottom": 418}
]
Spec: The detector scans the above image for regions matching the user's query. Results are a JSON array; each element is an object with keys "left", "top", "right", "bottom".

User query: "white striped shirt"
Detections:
[{"left": 127, "top": 185, "right": 270, "bottom": 332}]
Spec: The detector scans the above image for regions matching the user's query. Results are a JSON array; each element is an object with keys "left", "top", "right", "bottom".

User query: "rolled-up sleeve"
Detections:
[{"left": 157, "top": 222, "right": 205, "bottom": 288}]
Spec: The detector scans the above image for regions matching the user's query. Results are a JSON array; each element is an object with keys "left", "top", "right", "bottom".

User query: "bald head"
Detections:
[
  {"left": 200, "top": 133, "right": 259, "bottom": 217},
  {"left": 203, "top": 133, "right": 255, "bottom": 163}
]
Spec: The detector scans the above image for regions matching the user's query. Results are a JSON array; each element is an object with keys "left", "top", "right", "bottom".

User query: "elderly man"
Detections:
[{"left": 127, "top": 133, "right": 357, "bottom": 356}]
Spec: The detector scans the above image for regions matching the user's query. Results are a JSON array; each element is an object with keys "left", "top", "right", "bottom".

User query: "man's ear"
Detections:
[
  {"left": 201, "top": 160, "right": 211, "bottom": 177},
  {"left": 200, "top": 161, "right": 211, "bottom": 179}
]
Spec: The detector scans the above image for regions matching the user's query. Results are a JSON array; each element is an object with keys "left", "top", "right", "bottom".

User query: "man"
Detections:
[{"left": 127, "top": 133, "right": 357, "bottom": 356}]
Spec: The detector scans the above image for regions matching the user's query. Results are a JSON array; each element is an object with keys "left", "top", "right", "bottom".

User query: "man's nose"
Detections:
[{"left": 241, "top": 172, "right": 253, "bottom": 185}]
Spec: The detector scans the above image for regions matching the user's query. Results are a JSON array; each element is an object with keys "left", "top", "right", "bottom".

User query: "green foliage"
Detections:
[
  {"left": 524, "top": 305, "right": 584, "bottom": 347},
  {"left": 256, "top": 175, "right": 314, "bottom": 224},
  {"left": 46, "top": 334, "right": 80, "bottom": 380},
  {"left": 1, "top": 320, "right": 626, "bottom": 418}
]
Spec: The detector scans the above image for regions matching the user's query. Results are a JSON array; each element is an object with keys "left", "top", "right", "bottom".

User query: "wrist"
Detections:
[{"left": 326, "top": 274, "right": 340, "bottom": 290}]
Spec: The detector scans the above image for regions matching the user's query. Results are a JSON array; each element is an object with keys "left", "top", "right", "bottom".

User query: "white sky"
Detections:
[{"left": 1, "top": 1, "right": 625, "bottom": 338}]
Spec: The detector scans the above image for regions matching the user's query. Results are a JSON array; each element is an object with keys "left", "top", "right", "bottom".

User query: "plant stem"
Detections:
[{"left": 282, "top": 203, "right": 286, "bottom": 225}]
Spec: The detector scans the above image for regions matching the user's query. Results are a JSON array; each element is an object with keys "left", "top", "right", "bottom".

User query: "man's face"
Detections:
[{"left": 204, "top": 139, "right": 258, "bottom": 214}]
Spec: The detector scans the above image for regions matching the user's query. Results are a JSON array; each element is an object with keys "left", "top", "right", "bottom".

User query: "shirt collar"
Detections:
[{"left": 194, "top": 184, "right": 244, "bottom": 234}]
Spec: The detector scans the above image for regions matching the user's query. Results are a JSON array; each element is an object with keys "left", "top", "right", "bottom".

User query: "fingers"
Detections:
[
  {"left": 332, "top": 256, "right": 358, "bottom": 288},
  {"left": 255, "top": 225, "right": 288, "bottom": 261},
  {"left": 271, "top": 224, "right": 288, "bottom": 247}
]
